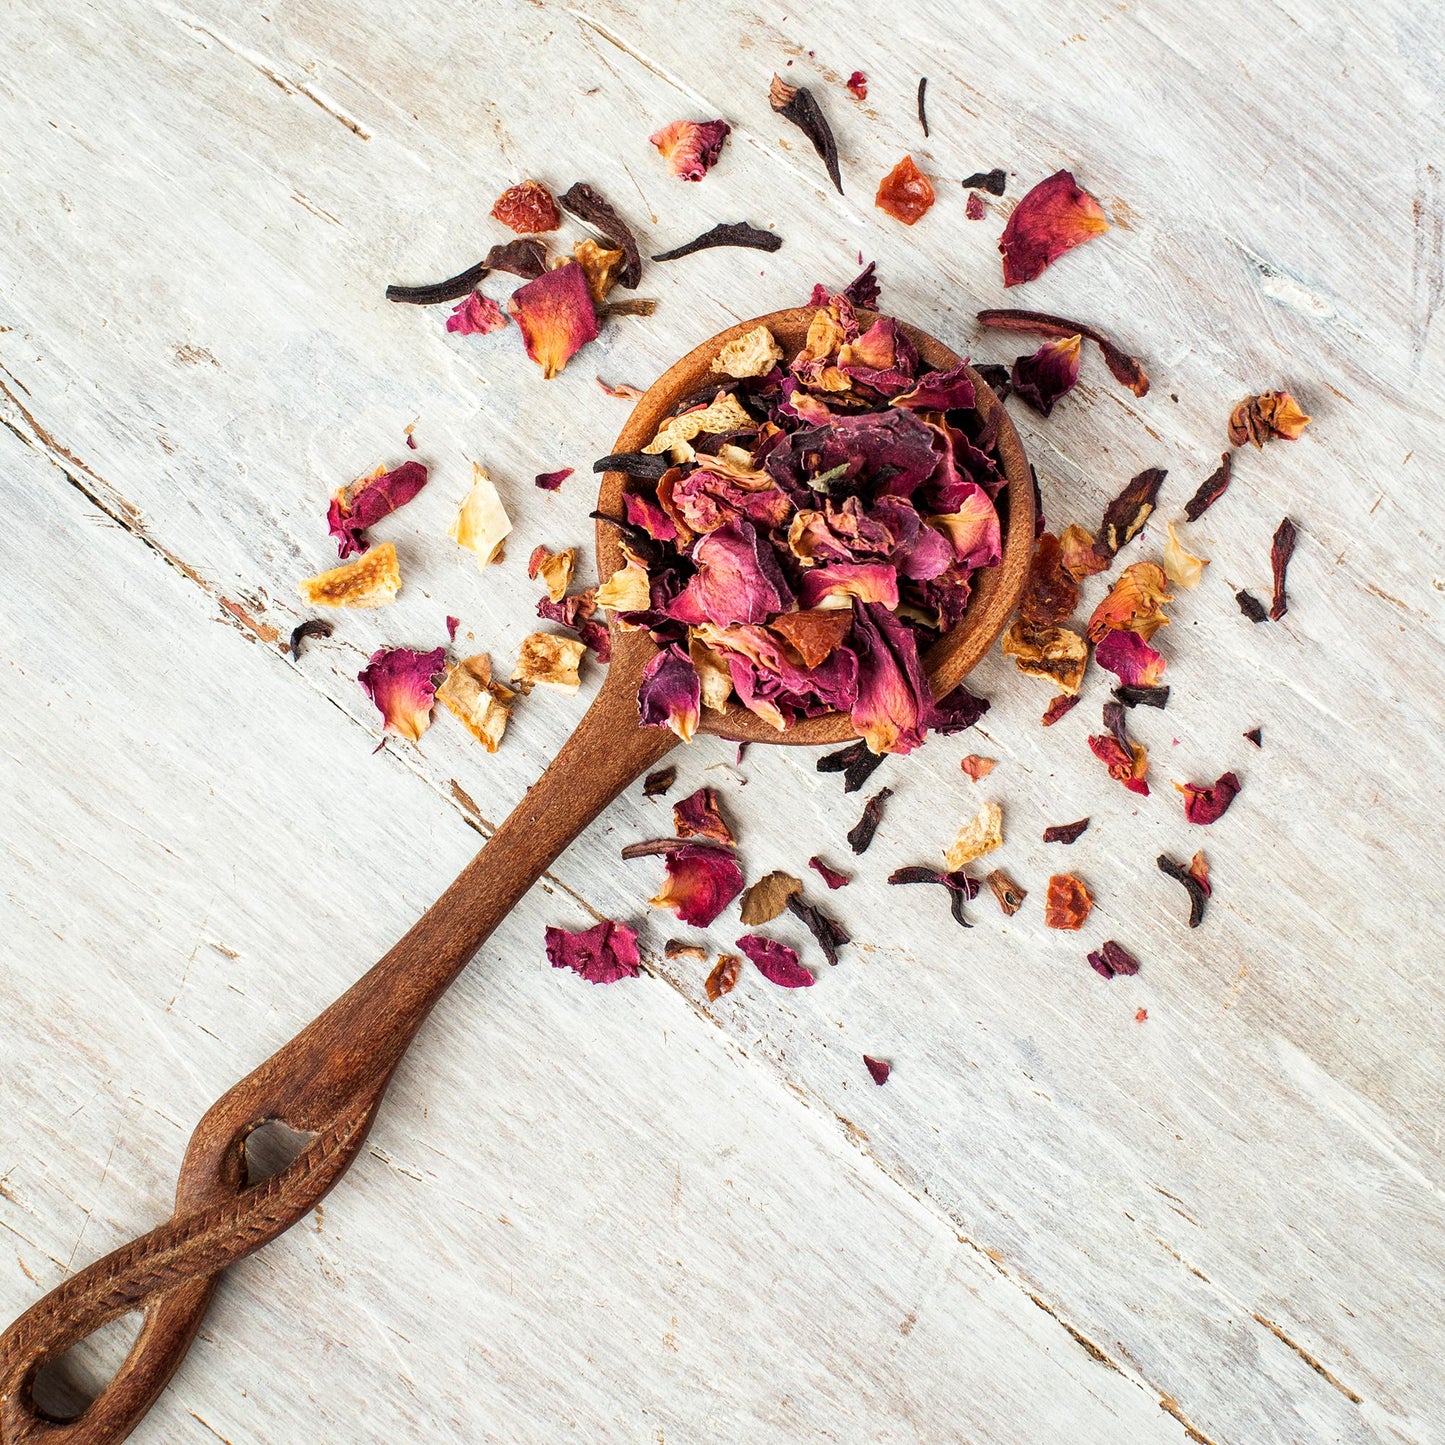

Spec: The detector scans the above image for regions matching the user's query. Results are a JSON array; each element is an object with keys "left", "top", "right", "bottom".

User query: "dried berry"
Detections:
[
  {"left": 876, "top": 155, "right": 936, "bottom": 225},
  {"left": 787, "top": 894, "right": 850, "bottom": 964},
  {"left": 490, "top": 179, "right": 561, "bottom": 234},
  {"left": 1044, "top": 874, "right": 1094, "bottom": 930},
  {"left": 1270, "top": 517, "right": 1297, "bottom": 620},
  {"left": 770, "top": 74, "right": 842, "bottom": 194},
  {"left": 1018, "top": 533, "right": 1080, "bottom": 628},
  {"left": 999, "top": 170, "right": 1110, "bottom": 287},
  {"left": 848, "top": 786, "right": 894, "bottom": 854},
  {"left": 1043, "top": 818, "right": 1089, "bottom": 845},
  {"left": 1158, "top": 854, "right": 1208, "bottom": 927},
  {"left": 976, "top": 309, "right": 1149, "bottom": 397},
  {"left": 1236, "top": 590, "right": 1269, "bottom": 623},
  {"left": 1087, "top": 940, "right": 1140, "bottom": 980},
  {"left": 1183, "top": 453, "right": 1232, "bottom": 522}
]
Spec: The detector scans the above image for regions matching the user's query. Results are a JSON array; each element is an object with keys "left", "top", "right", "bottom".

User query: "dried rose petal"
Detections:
[
  {"left": 737, "top": 933, "right": 814, "bottom": 988},
  {"left": 674, "top": 786, "right": 735, "bottom": 846},
  {"left": 1041, "top": 694, "right": 1080, "bottom": 726},
  {"left": 490, "top": 179, "right": 561, "bottom": 234},
  {"left": 597, "top": 377, "right": 646, "bottom": 400},
  {"left": 537, "top": 591, "right": 611, "bottom": 662},
  {"left": 1088, "top": 733, "right": 1150, "bottom": 796},
  {"left": 327, "top": 461, "right": 429, "bottom": 559},
  {"left": 1270, "top": 517, "right": 1297, "bottom": 620},
  {"left": 445, "top": 291, "right": 508, "bottom": 337},
  {"left": 945, "top": 802, "right": 1003, "bottom": 869},
  {"left": 1012, "top": 335, "right": 1082, "bottom": 417},
  {"left": 965, "top": 192, "right": 986, "bottom": 221},
  {"left": 1087, "top": 562, "right": 1172, "bottom": 643},
  {"left": 960, "top": 755, "right": 997, "bottom": 782},
  {"left": 739, "top": 870, "right": 803, "bottom": 925},
  {"left": 1094, "top": 467, "right": 1166, "bottom": 563},
  {"left": 1163, "top": 521, "right": 1209, "bottom": 589},
  {"left": 638, "top": 644, "right": 701, "bottom": 741},
  {"left": 649, "top": 119, "right": 731, "bottom": 181},
  {"left": 976, "top": 308, "right": 1149, "bottom": 398},
  {"left": 770, "top": 608, "right": 853, "bottom": 668},
  {"left": 298, "top": 541, "right": 401, "bottom": 609},
  {"left": 1019, "top": 533, "right": 1080, "bottom": 628},
  {"left": 545, "top": 919, "right": 640, "bottom": 985},
  {"left": 1188, "top": 850, "right": 1212, "bottom": 897},
  {"left": 850, "top": 603, "right": 930, "bottom": 756},
  {"left": 693, "top": 520, "right": 795, "bottom": 626},
  {"left": 1043, "top": 817, "right": 1089, "bottom": 845},
  {"left": 863, "top": 1054, "right": 890, "bottom": 1085},
  {"left": 808, "top": 857, "right": 850, "bottom": 889},
  {"left": 999, "top": 170, "right": 1110, "bottom": 286},
  {"left": 1184, "top": 453, "right": 1232, "bottom": 522},
  {"left": 848, "top": 786, "right": 893, "bottom": 854},
  {"left": 930, "top": 489, "right": 1003, "bottom": 571},
  {"left": 875, "top": 155, "right": 935, "bottom": 225},
  {"left": 649, "top": 844, "right": 744, "bottom": 927},
  {"left": 1087, "top": 940, "right": 1140, "bottom": 980},
  {"left": 706, "top": 953, "right": 742, "bottom": 1001},
  {"left": 1044, "top": 873, "right": 1094, "bottom": 930},
  {"left": 437, "top": 653, "right": 512, "bottom": 753},
  {"left": 573, "top": 239, "right": 625, "bottom": 303},
  {"left": 1058, "top": 523, "right": 1108, "bottom": 580},
  {"left": 1175, "top": 771, "right": 1242, "bottom": 825},
  {"left": 357, "top": 645, "right": 446, "bottom": 742},
  {"left": 1001, "top": 620, "right": 1089, "bottom": 695},
  {"left": 1158, "top": 854, "right": 1207, "bottom": 927},
  {"left": 450, "top": 464, "right": 512, "bottom": 568},
  {"left": 1228, "top": 391, "right": 1311, "bottom": 448},
  {"left": 846, "top": 71, "right": 868, "bottom": 100},
  {"left": 535, "top": 467, "right": 574, "bottom": 492},
  {"left": 798, "top": 562, "right": 899, "bottom": 611},
  {"left": 1094, "top": 627, "right": 1166, "bottom": 687},
  {"left": 986, "top": 868, "right": 1026, "bottom": 916},
  {"left": 507, "top": 262, "right": 599, "bottom": 379}
]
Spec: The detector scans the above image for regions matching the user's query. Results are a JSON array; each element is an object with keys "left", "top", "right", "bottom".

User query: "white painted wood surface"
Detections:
[{"left": 2, "top": 1, "right": 1443, "bottom": 1442}]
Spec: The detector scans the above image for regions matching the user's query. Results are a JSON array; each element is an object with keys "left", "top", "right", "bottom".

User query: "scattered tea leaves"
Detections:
[
  {"left": 674, "top": 786, "right": 735, "bottom": 845},
  {"left": 887, "top": 866, "right": 978, "bottom": 927},
  {"left": 1235, "top": 588, "right": 1268, "bottom": 624},
  {"left": 592, "top": 451, "right": 672, "bottom": 480},
  {"left": 808, "top": 856, "right": 851, "bottom": 889},
  {"left": 1094, "top": 468, "right": 1166, "bottom": 563},
  {"left": 818, "top": 739, "right": 887, "bottom": 794},
  {"left": 976, "top": 308, "right": 1149, "bottom": 397},
  {"left": 916, "top": 76, "right": 929, "bottom": 136},
  {"left": 642, "top": 766, "right": 677, "bottom": 798},
  {"left": 1183, "top": 452, "right": 1233, "bottom": 522},
  {"left": 740, "top": 870, "right": 804, "bottom": 926},
  {"left": 545, "top": 919, "right": 640, "bottom": 985},
  {"left": 535, "top": 467, "right": 573, "bottom": 491},
  {"left": 848, "top": 786, "right": 894, "bottom": 853},
  {"left": 1270, "top": 517, "right": 1297, "bottom": 620},
  {"left": 962, "top": 169, "right": 1008, "bottom": 195},
  {"left": 385, "top": 259, "right": 490, "bottom": 305},
  {"left": 1175, "top": 771, "right": 1242, "bottom": 825},
  {"left": 1042, "top": 693, "right": 1080, "bottom": 726},
  {"left": 999, "top": 170, "right": 1110, "bottom": 287},
  {"left": 1113, "top": 684, "right": 1170, "bottom": 709},
  {"left": 770, "top": 74, "right": 843, "bottom": 194},
  {"left": 986, "top": 868, "right": 1027, "bottom": 916},
  {"left": 559, "top": 181, "right": 642, "bottom": 288},
  {"left": 737, "top": 933, "right": 814, "bottom": 988},
  {"left": 1043, "top": 817, "right": 1090, "bottom": 845},
  {"left": 652, "top": 221, "right": 782, "bottom": 262},
  {"left": 1158, "top": 853, "right": 1208, "bottom": 927},
  {"left": 863, "top": 1054, "right": 892, "bottom": 1085}
]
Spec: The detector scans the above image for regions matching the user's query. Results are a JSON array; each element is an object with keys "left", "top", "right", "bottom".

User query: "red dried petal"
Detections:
[
  {"left": 638, "top": 644, "right": 702, "bottom": 741},
  {"left": 651, "top": 845, "right": 744, "bottom": 926},
  {"left": 736, "top": 934, "right": 814, "bottom": 988},
  {"left": 875, "top": 156, "right": 936, "bottom": 225},
  {"left": 327, "top": 461, "right": 429, "bottom": 559},
  {"left": 490, "top": 179, "right": 561, "bottom": 234},
  {"left": 1187, "top": 850, "right": 1212, "bottom": 897},
  {"left": 445, "top": 291, "right": 508, "bottom": 336},
  {"left": 808, "top": 856, "right": 851, "bottom": 889},
  {"left": 1094, "top": 628, "right": 1166, "bottom": 687},
  {"left": 863, "top": 1054, "right": 891, "bottom": 1085},
  {"left": 999, "top": 170, "right": 1110, "bottom": 286},
  {"left": 1045, "top": 874, "right": 1094, "bottom": 930},
  {"left": 1018, "top": 533, "right": 1080, "bottom": 628},
  {"left": 1042, "top": 693, "right": 1080, "bottom": 726},
  {"left": 1086, "top": 939, "right": 1140, "bottom": 979},
  {"left": 506, "top": 262, "right": 599, "bottom": 379},
  {"left": 1088, "top": 733, "right": 1150, "bottom": 795},
  {"left": 535, "top": 467, "right": 574, "bottom": 491},
  {"left": 673, "top": 786, "right": 735, "bottom": 846},
  {"left": 1175, "top": 771, "right": 1242, "bottom": 825},
  {"left": 1011, "top": 335, "right": 1082, "bottom": 417},
  {"left": 649, "top": 119, "right": 732, "bottom": 181},
  {"left": 545, "top": 919, "right": 641, "bottom": 984},
  {"left": 965, "top": 192, "right": 986, "bottom": 222}
]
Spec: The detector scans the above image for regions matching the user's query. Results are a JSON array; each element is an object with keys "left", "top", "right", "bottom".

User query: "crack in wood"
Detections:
[{"left": 1252, "top": 1312, "right": 1363, "bottom": 1405}]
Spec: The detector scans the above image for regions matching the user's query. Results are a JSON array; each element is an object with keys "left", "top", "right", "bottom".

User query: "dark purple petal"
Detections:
[{"left": 736, "top": 934, "right": 814, "bottom": 988}]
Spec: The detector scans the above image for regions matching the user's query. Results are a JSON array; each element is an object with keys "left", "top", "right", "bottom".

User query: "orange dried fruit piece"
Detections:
[
  {"left": 437, "top": 654, "right": 513, "bottom": 753},
  {"left": 490, "top": 179, "right": 560, "bottom": 234},
  {"left": 875, "top": 155, "right": 935, "bottom": 225},
  {"left": 298, "top": 541, "right": 401, "bottom": 608},
  {"left": 1087, "top": 562, "right": 1172, "bottom": 642},
  {"left": 1045, "top": 874, "right": 1094, "bottom": 930},
  {"left": 573, "top": 238, "right": 625, "bottom": 303}
]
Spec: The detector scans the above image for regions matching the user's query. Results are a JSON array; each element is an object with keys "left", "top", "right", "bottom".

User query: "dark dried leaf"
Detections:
[
  {"left": 1113, "top": 684, "right": 1170, "bottom": 709},
  {"left": 960, "top": 169, "right": 1008, "bottom": 195},
  {"left": 1158, "top": 853, "right": 1207, "bottom": 927},
  {"left": 976, "top": 308, "right": 1149, "bottom": 397},
  {"left": 1236, "top": 589, "right": 1269, "bottom": 623},
  {"left": 818, "top": 739, "right": 886, "bottom": 794},
  {"left": 842, "top": 261, "right": 880, "bottom": 308},
  {"left": 1041, "top": 693, "right": 1080, "bottom": 726},
  {"left": 1087, "top": 939, "right": 1141, "bottom": 979},
  {"left": 1244, "top": 726, "right": 1263, "bottom": 747},
  {"left": 652, "top": 222, "right": 782, "bottom": 262},
  {"left": 916, "top": 76, "right": 929, "bottom": 136},
  {"left": 770, "top": 74, "right": 843, "bottom": 194},
  {"left": 863, "top": 1054, "right": 892, "bottom": 1085},
  {"left": 1102, "top": 700, "right": 1131, "bottom": 752},
  {"left": 1270, "top": 517, "right": 1297, "bottom": 620},
  {"left": 985, "top": 868, "right": 1027, "bottom": 916},
  {"left": 620, "top": 836, "right": 733, "bottom": 860},
  {"left": 787, "top": 893, "right": 850, "bottom": 965},
  {"left": 1043, "top": 817, "right": 1090, "bottom": 845},
  {"left": 592, "top": 451, "right": 672, "bottom": 480},
  {"left": 1094, "top": 467, "right": 1166, "bottom": 561},
  {"left": 559, "top": 181, "right": 642, "bottom": 288},
  {"left": 848, "top": 786, "right": 893, "bottom": 854},
  {"left": 740, "top": 870, "right": 804, "bottom": 926},
  {"left": 1183, "top": 452, "right": 1233, "bottom": 522},
  {"left": 665, "top": 939, "right": 708, "bottom": 962},
  {"left": 973, "top": 362, "right": 1011, "bottom": 400},
  {"left": 887, "top": 866, "right": 978, "bottom": 927},
  {"left": 289, "top": 617, "right": 333, "bottom": 658},
  {"left": 642, "top": 766, "right": 676, "bottom": 798},
  {"left": 705, "top": 953, "right": 742, "bottom": 1001}
]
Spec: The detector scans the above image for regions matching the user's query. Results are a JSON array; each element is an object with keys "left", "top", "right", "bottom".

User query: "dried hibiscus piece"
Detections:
[
  {"left": 450, "top": 464, "right": 512, "bottom": 569},
  {"left": 327, "top": 461, "right": 429, "bottom": 558},
  {"left": 491, "top": 179, "right": 561, "bottom": 233},
  {"left": 960, "top": 755, "right": 997, "bottom": 783},
  {"left": 846, "top": 70, "right": 868, "bottom": 100},
  {"left": 437, "top": 653, "right": 512, "bottom": 753},
  {"left": 649, "top": 119, "right": 731, "bottom": 181},
  {"left": 863, "top": 1055, "right": 891, "bottom": 1085},
  {"left": 1001, "top": 621, "right": 1089, "bottom": 695},
  {"left": 535, "top": 467, "right": 573, "bottom": 492},
  {"left": 1043, "top": 817, "right": 1089, "bottom": 845},
  {"left": 1114, "top": 684, "right": 1169, "bottom": 709},
  {"left": 1163, "top": 521, "right": 1209, "bottom": 589},
  {"left": 945, "top": 801, "right": 1003, "bottom": 869},
  {"left": 740, "top": 870, "right": 803, "bottom": 925},
  {"left": 1044, "top": 873, "right": 1094, "bottom": 930},
  {"left": 559, "top": 181, "right": 642, "bottom": 289},
  {"left": 512, "top": 633, "right": 587, "bottom": 693},
  {"left": 1244, "top": 726, "right": 1262, "bottom": 748},
  {"left": 446, "top": 292, "right": 508, "bottom": 336},
  {"left": 357, "top": 645, "right": 446, "bottom": 742},
  {"left": 986, "top": 868, "right": 1026, "bottom": 916},
  {"left": 289, "top": 617, "right": 332, "bottom": 658},
  {"left": 1158, "top": 854, "right": 1207, "bottom": 927},
  {"left": 1237, "top": 589, "right": 1269, "bottom": 623},
  {"left": 1095, "top": 627, "right": 1166, "bottom": 687},
  {"left": 1175, "top": 771, "right": 1241, "bottom": 825},
  {"left": 1094, "top": 467, "right": 1166, "bottom": 563},
  {"left": 737, "top": 933, "right": 813, "bottom": 988},
  {"left": 999, "top": 170, "right": 1110, "bottom": 287},
  {"left": 770, "top": 74, "right": 843, "bottom": 194},
  {"left": 888, "top": 866, "right": 978, "bottom": 927},
  {"left": 1088, "top": 562, "right": 1172, "bottom": 642},
  {"left": 1012, "top": 335, "right": 1082, "bottom": 416},
  {"left": 642, "top": 765, "right": 676, "bottom": 797},
  {"left": 848, "top": 786, "right": 893, "bottom": 854},
  {"left": 965, "top": 193, "right": 986, "bottom": 222},
  {"left": 841, "top": 260, "right": 881, "bottom": 307},
  {"left": 875, "top": 156, "right": 935, "bottom": 225},
  {"left": 1087, "top": 940, "right": 1140, "bottom": 980},
  {"left": 808, "top": 857, "right": 850, "bottom": 889},
  {"left": 961, "top": 169, "right": 1008, "bottom": 195},
  {"left": 385, "top": 259, "right": 489, "bottom": 306},
  {"left": 1041, "top": 693, "right": 1080, "bottom": 726},
  {"left": 674, "top": 785, "right": 735, "bottom": 845},
  {"left": 1228, "top": 391, "right": 1311, "bottom": 449},
  {"left": 1018, "top": 533, "right": 1080, "bottom": 628},
  {"left": 652, "top": 221, "right": 782, "bottom": 262},
  {"left": 976, "top": 309, "right": 1149, "bottom": 398},
  {"left": 1183, "top": 453, "right": 1232, "bottom": 522},
  {"left": 299, "top": 542, "right": 401, "bottom": 609},
  {"left": 1270, "top": 517, "right": 1297, "bottom": 620},
  {"left": 817, "top": 739, "right": 886, "bottom": 794},
  {"left": 546, "top": 920, "right": 641, "bottom": 985},
  {"left": 787, "top": 894, "right": 850, "bottom": 965},
  {"left": 639, "top": 644, "right": 701, "bottom": 741},
  {"left": 650, "top": 844, "right": 744, "bottom": 926},
  {"left": 507, "top": 262, "right": 598, "bottom": 378},
  {"left": 1088, "top": 732, "right": 1149, "bottom": 796},
  {"left": 706, "top": 953, "right": 742, "bottom": 1000},
  {"left": 1058, "top": 523, "right": 1108, "bottom": 580}
]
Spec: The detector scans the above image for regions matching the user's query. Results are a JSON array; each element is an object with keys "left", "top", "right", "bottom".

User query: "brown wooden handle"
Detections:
[{"left": 0, "top": 662, "right": 677, "bottom": 1444}]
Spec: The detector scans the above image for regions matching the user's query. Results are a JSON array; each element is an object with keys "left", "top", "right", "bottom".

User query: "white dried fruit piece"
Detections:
[
  {"left": 711, "top": 324, "right": 784, "bottom": 378},
  {"left": 297, "top": 541, "right": 401, "bottom": 608},
  {"left": 1163, "top": 521, "right": 1209, "bottom": 589},
  {"left": 437, "top": 654, "right": 512, "bottom": 753},
  {"left": 945, "top": 802, "right": 1004, "bottom": 870},
  {"left": 596, "top": 556, "right": 651, "bottom": 613},
  {"left": 1000, "top": 620, "right": 1089, "bottom": 695},
  {"left": 642, "top": 391, "right": 754, "bottom": 456},
  {"left": 449, "top": 463, "right": 512, "bottom": 568},
  {"left": 689, "top": 636, "right": 734, "bottom": 712},
  {"left": 528, "top": 546, "right": 576, "bottom": 603},
  {"left": 512, "top": 632, "right": 586, "bottom": 693}
]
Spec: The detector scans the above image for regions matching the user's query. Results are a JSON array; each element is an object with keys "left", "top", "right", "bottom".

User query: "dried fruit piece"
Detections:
[
  {"left": 712, "top": 325, "right": 785, "bottom": 379},
  {"left": 445, "top": 292, "right": 508, "bottom": 336},
  {"left": 1163, "top": 521, "right": 1209, "bottom": 589},
  {"left": 512, "top": 633, "right": 587, "bottom": 693},
  {"left": 535, "top": 467, "right": 574, "bottom": 492},
  {"left": 1087, "top": 940, "right": 1140, "bottom": 979},
  {"left": 1087, "top": 562, "right": 1172, "bottom": 643},
  {"left": 1183, "top": 453, "right": 1232, "bottom": 522},
  {"left": 649, "top": 119, "right": 731, "bottom": 181},
  {"left": 1043, "top": 817, "right": 1089, "bottom": 844},
  {"left": 665, "top": 940, "right": 707, "bottom": 962},
  {"left": 739, "top": 870, "right": 803, "bottom": 925},
  {"left": 484, "top": 238, "right": 551, "bottom": 279},
  {"left": 1012, "top": 335, "right": 1082, "bottom": 416},
  {"left": 289, "top": 617, "right": 333, "bottom": 658},
  {"left": 1088, "top": 733, "right": 1150, "bottom": 796},
  {"left": 674, "top": 786, "right": 735, "bottom": 846},
  {"left": 787, "top": 895, "right": 850, "bottom": 964},
  {"left": 573, "top": 239, "right": 626, "bottom": 303},
  {"left": 1188, "top": 851, "right": 1212, "bottom": 896},
  {"left": 808, "top": 857, "right": 850, "bottom": 889},
  {"left": 545, "top": 919, "right": 640, "bottom": 985},
  {"left": 597, "top": 557, "right": 652, "bottom": 614},
  {"left": 652, "top": 221, "right": 782, "bottom": 261},
  {"left": 528, "top": 545, "right": 576, "bottom": 602},
  {"left": 945, "top": 802, "right": 1003, "bottom": 869},
  {"left": 737, "top": 933, "right": 814, "bottom": 988},
  {"left": 986, "top": 868, "right": 1026, "bottom": 916},
  {"left": 960, "top": 755, "right": 997, "bottom": 782},
  {"left": 848, "top": 786, "right": 894, "bottom": 854},
  {"left": 490, "top": 179, "right": 560, "bottom": 234},
  {"left": 1058, "top": 523, "right": 1108, "bottom": 580},
  {"left": 651, "top": 845, "right": 744, "bottom": 926},
  {"left": 1175, "top": 771, "right": 1242, "bottom": 825},
  {"left": 770, "top": 74, "right": 842, "bottom": 194},
  {"left": 1094, "top": 468, "right": 1166, "bottom": 563},
  {"left": 999, "top": 170, "right": 1110, "bottom": 287},
  {"left": 1001, "top": 620, "right": 1089, "bottom": 694},
  {"left": 1019, "top": 533, "right": 1080, "bottom": 628},
  {"left": 507, "top": 262, "right": 599, "bottom": 379},
  {"left": 1044, "top": 873, "right": 1094, "bottom": 930},
  {"left": 846, "top": 71, "right": 868, "bottom": 100},
  {"left": 706, "top": 953, "right": 742, "bottom": 1000},
  {"left": 887, "top": 866, "right": 978, "bottom": 927},
  {"left": 449, "top": 464, "right": 512, "bottom": 568},
  {"left": 1228, "top": 391, "right": 1311, "bottom": 448},
  {"left": 1095, "top": 628, "right": 1166, "bottom": 687},
  {"left": 597, "top": 377, "right": 645, "bottom": 400},
  {"left": 327, "top": 461, "right": 429, "bottom": 559},
  {"left": 1158, "top": 854, "right": 1208, "bottom": 927},
  {"left": 437, "top": 653, "right": 512, "bottom": 752},
  {"left": 875, "top": 155, "right": 935, "bottom": 225},
  {"left": 559, "top": 181, "right": 642, "bottom": 289},
  {"left": 975, "top": 308, "right": 1149, "bottom": 397},
  {"left": 771, "top": 608, "right": 853, "bottom": 668},
  {"left": 1041, "top": 694, "right": 1080, "bottom": 726},
  {"left": 643, "top": 766, "right": 676, "bottom": 797},
  {"left": 1237, "top": 590, "right": 1269, "bottom": 623},
  {"left": 638, "top": 644, "right": 701, "bottom": 741},
  {"left": 643, "top": 392, "right": 755, "bottom": 457},
  {"left": 298, "top": 542, "right": 401, "bottom": 609},
  {"left": 1270, "top": 517, "right": 1297, "bottom": 620},
  {"left": 863, "top": 1055, "right": 890, "bottom": 1085},
  {"left": 817, "top": 739, "right": 886, "bottom": 794},
  {"left": 358, "top": 645, "right": 446, "bottom": 741}
]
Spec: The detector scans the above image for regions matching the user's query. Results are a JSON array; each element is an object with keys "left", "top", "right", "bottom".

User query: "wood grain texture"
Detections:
[{"left": 2, "top": 0, "right": 1444, "bottom": 1442}]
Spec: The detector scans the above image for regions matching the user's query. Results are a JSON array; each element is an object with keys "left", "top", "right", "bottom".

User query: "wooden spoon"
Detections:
[{"left": 0, "top": 307, "right": 1032, "bottom": 1444}]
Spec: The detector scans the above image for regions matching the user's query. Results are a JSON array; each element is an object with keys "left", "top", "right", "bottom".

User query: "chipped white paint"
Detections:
[{"left": 2, "top": 1, "right": 1444, "bottom": 1442}]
